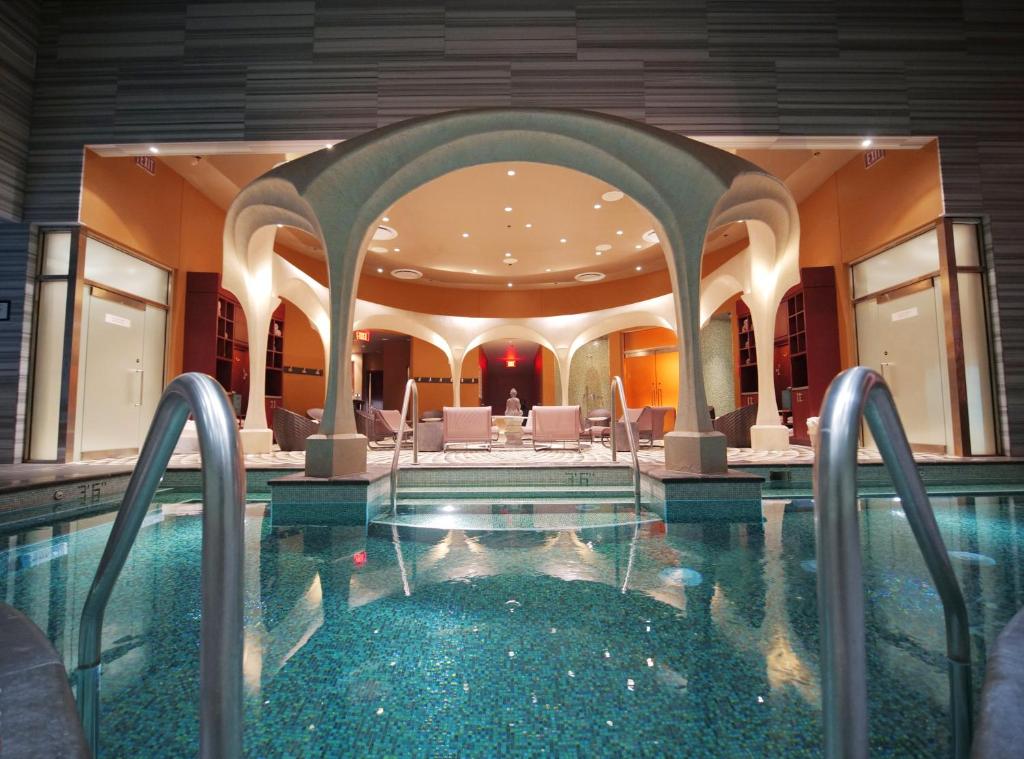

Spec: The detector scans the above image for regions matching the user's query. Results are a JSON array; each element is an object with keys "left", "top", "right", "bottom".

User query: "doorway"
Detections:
[
  {"left": 852, "top": 227, "right": 954, "bottom": 453},
  {"left": 78, "top": 286, "right": 166, "bottom": 458}
]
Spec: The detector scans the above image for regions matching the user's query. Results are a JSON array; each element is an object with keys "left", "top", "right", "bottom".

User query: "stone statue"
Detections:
[{"left": 504, "top": 388, "right": 523, "bottom": 416}]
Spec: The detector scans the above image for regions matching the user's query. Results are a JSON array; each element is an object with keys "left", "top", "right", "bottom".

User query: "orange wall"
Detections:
[
  {"left": 623, "top": 327, "right": 678, "bottom": 352},
  {"left": 797, "top": 141, "right": 942, "bottom": 366},
  {"left": 281, "top": 302, "right": 326, "bottom": 414},
  {"left": 410, "top": 337, "right": 456, "bottom": 411}
]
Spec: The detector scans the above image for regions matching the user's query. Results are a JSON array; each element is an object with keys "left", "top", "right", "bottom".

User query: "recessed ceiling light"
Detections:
[
  {"left": 595, "top": 251, "right": 603, "bottom": 256},
  {"left": 148, "top": 146, "right": 160, "bottom": 154},
  {"left": 471, "top": 268, "right": 478, "bottom": 273},
  {"left": 525, "top": 223, "right": 533, "bottom": 229},
  {"left": 391, "top": 268, "right": 422, "bottom": 280},
  {"left": 507, "top": 169, "right": 516, "bottom": 177},
  {"left": 382, "top": 216, "right": 390, "bottom": 222},
  {"left": 504, "top": 251, "right": 512, "bottom": 257},
  {"left": 635, "top": 265, "right": 643, "bottom": 271},
  {"left": 545, "top": 268, "right": 552, "bottom": 272},
  {"left": 504, "top": 206, "right": 513, "bottom": 212},
  {"left": 616, "top": 230, "right": 624, "bottom": 236},
  {"left": 559, "top": 238, "right": 567, "bottom": 243},
  {"left": 462, "top": 232, "right": 470, "bottom": 238},
  {"left": 325, "top": 144, "right": 333, "bottom": 150},
  {"left": 369, "top": 245, "right": 388, "bottom": 253},
  {"left": 602, "top": 190, "right": 625, "bottom": 202},
  {"left": 507, "top": 282, "right": 513, "bottom": 287},
  {"left": 377, "top": 267, "right": 384, "bottom": 273},
  {"left": 861, "top": 138, "right": 873, "bottom": 148},
  {"left": 504, "top": 257, "right": 518, "bottom": 264},
  {"left": 393, "top": 247, "right": 400, "bottom": 252},
  {"left": 593, "top": 203, "right": 602, "bottom": 209},
  {"left": 596, "top": 244, "right": 611, "bottom": 251},
  {"left": 276, "top": 224, "right": 283, "bottom": 228},
  {"left": 575, "top": 271, "right": 606, "bottom": 282},
  {"left": 635, "top": 244, "right": 643, "bottom": 249}
]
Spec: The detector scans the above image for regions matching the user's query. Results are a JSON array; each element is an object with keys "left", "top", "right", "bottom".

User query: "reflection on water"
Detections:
[{"left": 0, "top": 495, "right": 1022, "bottom": 756}]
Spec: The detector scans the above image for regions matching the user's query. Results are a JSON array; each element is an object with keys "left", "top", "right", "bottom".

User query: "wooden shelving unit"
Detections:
[
  {"left": 735, "top": 300, "right": 758, "bottom": 407},
  {"left": 183, "top": 272, "right": 285, "bottom": 422},
  {"left": 786, "top": 290, "right": 808, "bottom": 389}
]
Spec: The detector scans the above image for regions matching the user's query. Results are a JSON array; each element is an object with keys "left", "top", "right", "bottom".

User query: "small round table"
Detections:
[{"left": 588, "top": 416, "right": 611, "bottom": 445}]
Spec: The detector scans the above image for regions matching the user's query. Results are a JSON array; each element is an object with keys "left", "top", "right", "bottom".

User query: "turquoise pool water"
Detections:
[{"left": 1, "top": 494, "right": 1022, "bottom": 757}]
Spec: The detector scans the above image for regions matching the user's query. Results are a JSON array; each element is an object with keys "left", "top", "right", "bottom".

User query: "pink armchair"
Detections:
[
  {"left": 443, "top": 406, "right": 493, "bottom": 450},
  {"left": 532, "top": 405, "right": 584, "bottom": 450}
]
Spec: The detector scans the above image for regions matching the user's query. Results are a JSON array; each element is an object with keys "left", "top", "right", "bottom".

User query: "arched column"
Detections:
[
  {"left": 449, "top": 348, "right": 465, "bottom": 407},
  {"left": 663, "top": 222, "right": 729, "bottom": 473},
  {"left": 555, "top": 347, "right": 571, "bottom": 407}
]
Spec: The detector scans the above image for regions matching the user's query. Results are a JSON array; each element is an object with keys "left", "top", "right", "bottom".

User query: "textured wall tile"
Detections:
[
  {"left": 245, "top": 63, "right": 378, "bottom": 140},
  {"left": 185, "top": 1, "right": 314, "bottom": 62},
  {"left": 444, "top": 1, "right": 577, "bottom": 60},
  {"left": 707, "top": 0, "right": 838, "bottom": 59},
  {"left": 313, "top": 1, "right": 444, "bottom": 61},
  {"left": 644, "top": 60, "right": 778, "bottom": 134},
  {"left": 511, "top": 61, "right": 645, "bottom": 120},
  {"left": 377, "top": 61, "right": 511, "bottom": 126},
  {"left": 576, "top": 0, "right": 708, "bottom": 62}
]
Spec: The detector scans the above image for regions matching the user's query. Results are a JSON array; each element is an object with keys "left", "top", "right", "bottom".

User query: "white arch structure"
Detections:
[{"left": 223, "top": 108, "right": 799, "bottom": 475}]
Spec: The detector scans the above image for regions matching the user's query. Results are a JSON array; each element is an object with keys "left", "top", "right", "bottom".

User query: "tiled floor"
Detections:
[{"left": 69, "top": 441, "right": 969, "bottom": 471}]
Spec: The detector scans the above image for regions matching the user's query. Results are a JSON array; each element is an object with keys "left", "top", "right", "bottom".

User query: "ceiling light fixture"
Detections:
[
  {"left": 636, "top": 265, "right": 643, "bottom": 271},
  {"left": 382, "top": 216, "right": 390, "bottom": 222},
  {"left": 593, "top": 203, "right": 602, "bottom": 209},
  {"left": 635, "top": 244, "right": 642, "bottom": 249},
  {"left": 525, "top": 223, "right": 533, "bottom": 229},
  {"left": 602, "top": 190, "right": 625, "bottom": 202},
  {"left": 471, "top": 268, "right": 478, "bottom": 273},
  {"left": 507, "top": 282, "right": 513, "bottom": 288},
  {"left": 545, "top": 268, "right": 552, "bottom": 272},
  {"left": 595, "top": 251, "right": 603, "bottom": 256},
  {"left": 507, "top": 169, "right": 516, "bottom": 177},
  {"left": 393, "top": 247, "right": 400, "bottom": 252},
  {"left": 324, "top": 144, "right": 333, "bottom": 150},
  {"left": 861, "top": 138, "right": 873, "bottom": 148},
  {"left": 148, "top": 146, "right": 159, "bottom": 154},
  {"left": 504, "top": 206, "right": 513, "bottom": 212},
  {"left": 559, "top": 238, "right": 567, "bottom": 244},
  {"left": 276, "top": 224, "right": 283, "bottom": 228},
  {"left": 504, "top": 251, "right": 512, "bottom": 257},
  {"left": 616, "top": 230, "right": 623, "bottom": 236},
  {"left": 462, "top": 232, "right": 470, "bottom": 238},
  {"left": 377, "top": 267, "right": 384, "bottom": 273}
]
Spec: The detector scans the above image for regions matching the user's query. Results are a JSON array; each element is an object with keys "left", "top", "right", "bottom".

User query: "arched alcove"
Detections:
[{"left": 223, "top": 108, "right": 800, "bottom": 474}]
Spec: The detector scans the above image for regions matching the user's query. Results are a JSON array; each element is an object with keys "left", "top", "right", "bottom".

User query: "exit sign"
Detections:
[
  {"left": 354, "top": 330, "right": 370, "bottom": 342},
  {"left": 134, "top": 155, "right": 156, "bottom": 175},
  {"left": 864, "top": 148, "right": 886, "bottom": 169}
]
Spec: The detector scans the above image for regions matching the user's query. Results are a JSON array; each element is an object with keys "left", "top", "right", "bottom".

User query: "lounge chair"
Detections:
[
  {"left": 443, "top": 406, "right": 493, "bottom": 450},
  {"left": 713, "top": 404, "right": 758, "bottom": 448},
  {"left": 532, "top": 405, "right": 584, "bottom": 450},
  {"left": 272, "top": 407, "right": 319, "bottom": 452},
  {"left": 644, "top": 406, "right": 676, "bottom": 446}
]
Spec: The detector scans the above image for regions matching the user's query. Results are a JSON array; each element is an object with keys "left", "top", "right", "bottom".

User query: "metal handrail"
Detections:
[
  {"left": 609, "top": 376, "right": 642, "bottom": 509},
  {"left": 74, "top": 373, "right": 246, "bottom": 759},
  {"left": 389, "top": 379, "right": 419, "bottom": 514},
  {"left": 814, "top": 367, "right": 972, "bottom": 759}
]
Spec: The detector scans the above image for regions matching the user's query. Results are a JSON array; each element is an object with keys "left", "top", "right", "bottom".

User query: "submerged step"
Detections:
[
  {"left": 394, "top": 497, "right": 640, "bottom": 511},
  {"left": 373, "top": 508, "right": 661, "bottom": 532},
  {"left": 397, "top": 484, "right": 636, "bottom": 500}
]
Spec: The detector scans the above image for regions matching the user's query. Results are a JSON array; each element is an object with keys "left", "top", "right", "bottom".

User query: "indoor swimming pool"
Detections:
[{"left": 2, "top": 493, "right": 1021, "bottom": 757}]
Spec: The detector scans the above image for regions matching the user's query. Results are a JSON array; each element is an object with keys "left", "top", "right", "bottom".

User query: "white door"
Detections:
[
  {"left": 79, "top": 288, "right": 165, "bottom": 457},
  {"left": 855, "top": 281, "right": 951, "bottom": 451}
]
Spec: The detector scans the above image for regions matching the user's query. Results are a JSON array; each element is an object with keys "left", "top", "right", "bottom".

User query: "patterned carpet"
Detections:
[{"left": 75, "top": 442, "right": 967, "bottom": 470}]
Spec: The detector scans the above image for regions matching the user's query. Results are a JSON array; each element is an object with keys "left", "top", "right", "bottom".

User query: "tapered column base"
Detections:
[{"left": 664, "top": 431, "right": 728, "bottom": 474}]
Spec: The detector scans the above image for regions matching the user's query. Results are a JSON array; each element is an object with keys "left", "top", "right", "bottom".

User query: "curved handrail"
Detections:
[
  {"left": 390, "top": 379, "right": 419, "bottom": 514},
  {"left": 609, "top": 376, "right": 642, "bottom": 510},
  {"left": 814, "top": 367, "right": 972, "bottom": 759},
  {"left": 74, "top": 373, "right": 246, "bottom": 759}
]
